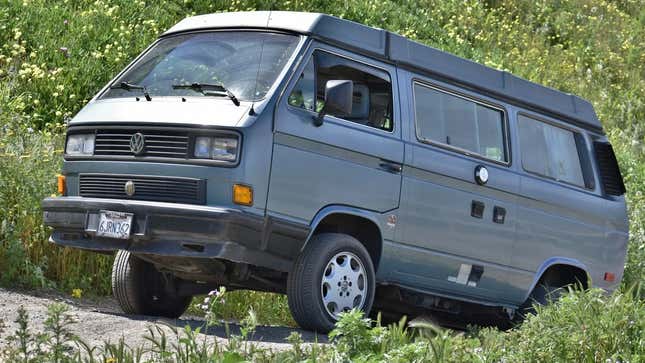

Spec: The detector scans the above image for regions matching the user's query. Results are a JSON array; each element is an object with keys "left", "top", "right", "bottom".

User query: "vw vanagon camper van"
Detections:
[{"left": 43, "top": 11, "right": 629, "bottom": 332}]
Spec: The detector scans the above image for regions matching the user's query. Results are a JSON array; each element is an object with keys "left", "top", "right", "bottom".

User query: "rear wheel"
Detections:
[
  {"left": 111, "top": 250, "right": 191, "bottom": 318},
  {"left": 287, "top": 233, "right": 376, "bottom": 333},
  {"left": 515, "top": 282, "right": 565, "bottom": 323}
]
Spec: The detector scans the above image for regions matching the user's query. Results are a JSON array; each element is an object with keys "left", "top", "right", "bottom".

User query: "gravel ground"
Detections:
[{"left": 0, "top": 288, "right": 327, "bottom": 353}]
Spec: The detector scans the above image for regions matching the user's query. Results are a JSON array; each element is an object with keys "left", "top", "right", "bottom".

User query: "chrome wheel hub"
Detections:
[{"left": 320, "top": 251, "right": 367, "bottom": 319}]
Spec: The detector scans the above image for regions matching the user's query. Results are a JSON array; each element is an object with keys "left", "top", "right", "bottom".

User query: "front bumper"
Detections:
[{"left": 42, "top": 197, "right": 308, "bottom": 272}]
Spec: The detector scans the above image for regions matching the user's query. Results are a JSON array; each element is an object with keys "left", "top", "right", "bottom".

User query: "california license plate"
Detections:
[{"left": 96, "top": 210, "right": 133, "bottom": 239}]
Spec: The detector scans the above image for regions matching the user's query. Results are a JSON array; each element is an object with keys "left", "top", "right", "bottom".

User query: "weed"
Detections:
[{"left": 0, "top": 289, "right": 642, "bottom": 361}]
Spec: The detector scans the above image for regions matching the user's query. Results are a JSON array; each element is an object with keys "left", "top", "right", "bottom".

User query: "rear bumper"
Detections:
[{"left": 42, "top": 197, "right": 309, "bottom": 272}]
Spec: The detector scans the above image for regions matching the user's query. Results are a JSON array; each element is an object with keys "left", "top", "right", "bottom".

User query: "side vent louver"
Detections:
[{"left": 594, "top": 142, "right": 625, "bottom": 196}]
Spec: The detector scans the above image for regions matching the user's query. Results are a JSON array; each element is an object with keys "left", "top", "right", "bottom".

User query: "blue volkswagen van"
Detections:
[{"left": 42, "top": 11, "right": 629, "bottom": 332}]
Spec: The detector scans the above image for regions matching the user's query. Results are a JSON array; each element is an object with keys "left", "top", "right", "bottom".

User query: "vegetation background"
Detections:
[{"left": 0, "top": 0, "right": 643, "bottom": 360}]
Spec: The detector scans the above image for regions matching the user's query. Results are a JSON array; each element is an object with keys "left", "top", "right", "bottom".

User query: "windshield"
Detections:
[{"left": 101, "top": 31, "right": 300, "bottom": 101}]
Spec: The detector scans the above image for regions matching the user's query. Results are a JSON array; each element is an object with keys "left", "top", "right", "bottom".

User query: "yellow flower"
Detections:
[
  {"left": 71, "top": 288, "right": 82, "bottom": 299},
  {"left": 106, "top": 358, "right": 116, "bottom": 363}
]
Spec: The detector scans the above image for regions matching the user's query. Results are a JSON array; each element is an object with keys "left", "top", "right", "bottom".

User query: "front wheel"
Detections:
[
  {"left": 111, "top": 250, "right": 191, "bottom": 319},
  {"left": 287, "top": 233, "right": 376, "bottom": 333}
]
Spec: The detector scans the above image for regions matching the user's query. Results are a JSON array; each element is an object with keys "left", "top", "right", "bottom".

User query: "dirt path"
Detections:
[{"left": 0, "top": 288, "right": 327, "bottom": 352}]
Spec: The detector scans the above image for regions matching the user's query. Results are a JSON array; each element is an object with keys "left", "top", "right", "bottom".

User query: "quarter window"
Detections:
[
  {"left": 414, "top": 83, "right": 506, "bottom": 162},
  {"left": 518, "top": 114, "right": 585, "bottom": 187},
  {"left": 288, "top": 50, "right": 393, "bottom": 132},
  {"left": 287, "top": 57, "right": 315, "bottom": 111}
]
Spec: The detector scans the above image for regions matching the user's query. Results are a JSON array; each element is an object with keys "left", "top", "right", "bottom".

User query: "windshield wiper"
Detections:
[
  {"left": 110, "top": 81, "right": 151, "bottom": 101},
  {"left": 172, "top": 82, "right": 240, "bottom": 106}
]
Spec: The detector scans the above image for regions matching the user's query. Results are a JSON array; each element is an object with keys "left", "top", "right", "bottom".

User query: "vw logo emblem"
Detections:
[
  {"left": 124, "top": 180, "right": 136, "bottom": 197},
  {"left": 130, "top": 132, "right": 145, "bottom": 155}
]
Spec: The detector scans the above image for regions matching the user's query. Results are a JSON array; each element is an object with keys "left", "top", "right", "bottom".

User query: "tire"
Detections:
[
  {"left": 287, "top": 233, "right": 376, "bottom": 333},
  {"left": 515, "top": 283, "right": 565, "bottom": 323},
  {"left": 111, "top": 250, "right": 191, "bottom": 319}
]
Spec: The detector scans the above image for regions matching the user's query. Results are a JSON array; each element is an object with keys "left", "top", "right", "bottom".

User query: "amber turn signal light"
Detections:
[
  {"left": 57, "top": 175, "right": 66, "bottom": 195},
  {"left": 233, "top": 184, "right": 253, "bottom": 206}
]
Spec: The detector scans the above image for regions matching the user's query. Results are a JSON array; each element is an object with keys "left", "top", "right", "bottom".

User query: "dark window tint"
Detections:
[
  {"left": 288, "top": 51, "right": 393, "bottom": 131},
  {"left": 594, "top": 142, "right": 625, "bottom": 195},
  {"left": 414, "top": 83, "right": 506, "bottom": 162},
  {"left": 518, "top": 115, "right": 585, "bottom": 187}
]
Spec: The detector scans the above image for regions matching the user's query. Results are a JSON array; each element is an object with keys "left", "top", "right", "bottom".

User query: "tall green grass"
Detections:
[
  {"left": 0, "top": 288, "right": 642, "bottom": 361},
  {"left": 0, "top": 0, "right": 643, "bottom": 315}
]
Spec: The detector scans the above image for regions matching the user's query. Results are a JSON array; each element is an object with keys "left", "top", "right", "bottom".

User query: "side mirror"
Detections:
[{"left": 313, "top": 80, "right": 353, "bottom": 127}]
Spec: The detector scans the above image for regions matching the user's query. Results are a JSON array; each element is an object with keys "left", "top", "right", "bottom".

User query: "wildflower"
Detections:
[
  {"left": 53, "top": 92, "right": 59, "bottom": 97},
  {"left": 63, "top": 19, "right": 68, "bottom": 25},
  {"left": 55, "top": 110, "right": 62, "bottom": 116},
  {"left": 27, "top": 127, "right": 33, "bottom": 133},
  {"left": 71, "top": 288, "right": 82, "bottom": 299},
  {"left": 69, "top": 94, "right": 76, "bottom": 99}
]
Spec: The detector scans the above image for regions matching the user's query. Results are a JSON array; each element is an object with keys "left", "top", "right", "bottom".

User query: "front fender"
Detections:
[{"left": 302, "top": 205, "right": 388, "bottom": 251}]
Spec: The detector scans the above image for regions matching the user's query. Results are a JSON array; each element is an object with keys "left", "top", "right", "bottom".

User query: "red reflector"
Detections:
[{"left": 604, "top": 272, "right": 615, "bottom": 282}]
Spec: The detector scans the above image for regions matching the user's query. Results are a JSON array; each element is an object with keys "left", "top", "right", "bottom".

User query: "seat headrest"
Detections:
[{"left": 349, "top": 84, "right": 370, "bottom": 119}]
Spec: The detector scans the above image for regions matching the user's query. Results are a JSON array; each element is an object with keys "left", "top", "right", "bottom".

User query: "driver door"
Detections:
[{"left": 268, "top": 44, "right": 403, "bottom": 233}]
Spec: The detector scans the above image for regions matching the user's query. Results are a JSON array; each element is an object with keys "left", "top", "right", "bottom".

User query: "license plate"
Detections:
[{"left": 96, "top": 210, "right": 133, "bottom": 239}]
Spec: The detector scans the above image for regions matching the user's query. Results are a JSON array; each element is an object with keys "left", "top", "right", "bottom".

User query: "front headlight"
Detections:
[
  {"left": 65, "top": 134, "right": 95, "bottom": 155},
  {"left": 194, "top": 136, "right": 238, "bottom": 162}
]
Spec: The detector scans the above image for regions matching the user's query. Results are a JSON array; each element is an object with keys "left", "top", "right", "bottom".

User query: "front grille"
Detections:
[
  {"left": 79, "top": 174, "right": 206, "bottom": 205},
  {"left": 94, "top": 129, "right": 189, "bottom": 158}
]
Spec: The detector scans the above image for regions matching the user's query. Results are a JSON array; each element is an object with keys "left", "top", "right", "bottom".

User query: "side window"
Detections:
[
  {"left": 414, "top": 83, "right": 507, "bottom": 162},
  {"left": 518, "top": 114, "right": 585, "bottom": 187},
  {"left": 288, "top": 50, "right": 393, "bottom": 132}
]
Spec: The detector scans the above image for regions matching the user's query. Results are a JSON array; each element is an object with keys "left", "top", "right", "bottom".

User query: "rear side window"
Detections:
[
  {"left": 518, "top": 114, "right": 586, "bottom": 187},
  {"left": 594, "top": 141, "right": 626, "bottom": 196},
  {"left": 413, "top": 83, "right": 507, "bottom": 162},
  {"left": 288, "top": 50, "right": 393, "bottom": 132}
]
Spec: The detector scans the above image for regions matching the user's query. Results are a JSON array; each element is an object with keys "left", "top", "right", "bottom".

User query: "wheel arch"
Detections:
[
  {"left": 523, "top": 257, "right": 590, "bottom": 301},
  {"left": 304, "top": 206, "right": 384, "bottom": 272}
]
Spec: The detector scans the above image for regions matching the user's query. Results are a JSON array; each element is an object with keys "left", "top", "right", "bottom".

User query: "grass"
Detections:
[
  {"left": 0, "top": 287, "right": 642, "bottom": 362},
  {"left": 0, "top": 0, "right": 644, "bottom": 358}
]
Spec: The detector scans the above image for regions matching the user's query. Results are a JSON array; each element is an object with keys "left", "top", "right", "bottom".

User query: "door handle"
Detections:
[{"left": 378, "top": 161, "right": 402, "bottom": 174}]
